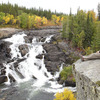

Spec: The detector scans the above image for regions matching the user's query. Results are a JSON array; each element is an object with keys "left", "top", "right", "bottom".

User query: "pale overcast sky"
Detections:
[{"left": 0, "top": 0, "right": 99, "bottom": 14}]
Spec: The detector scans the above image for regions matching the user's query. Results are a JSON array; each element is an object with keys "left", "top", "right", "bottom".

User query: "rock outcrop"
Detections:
[{"left": 73, "top": 59, "right": 100, "bottom": 100}]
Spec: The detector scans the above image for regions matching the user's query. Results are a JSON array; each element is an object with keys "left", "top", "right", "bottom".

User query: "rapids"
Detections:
[{"left": 0, "top": 31, "right": 76, "bottom": 100}]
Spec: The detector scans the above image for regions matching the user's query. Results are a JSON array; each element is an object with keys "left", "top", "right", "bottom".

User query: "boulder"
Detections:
[
  {"left": 18, "top": 44, "right": 29, "bottom": 56},
  {"left": 40, "top": 37, "right": 46, "bottom": 42},
  {"left": 1, "top": 69, "right": 6, "bottom": 75},
  {"left": 36, "top": 54, "right": 43, "bottom": 59},
  {"left": 13, "top": 62, "right": 18, "bottom": 68},
  {"left": 24, "top": 36, "right": 33, "bottom": 43},
  {"left": 8, "top": 73, "right": 16, "bottom": 83},
  {"left": 0, "top": 75, "right": 8, "bottom": 84}
]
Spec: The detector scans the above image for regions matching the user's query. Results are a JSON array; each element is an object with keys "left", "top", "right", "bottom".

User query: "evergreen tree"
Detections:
[{"left": 98, "top": 3, "right": 100, "bottom": 21}]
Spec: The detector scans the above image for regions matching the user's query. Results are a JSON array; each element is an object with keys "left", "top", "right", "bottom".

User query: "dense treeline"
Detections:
[
  {"left": 62, "top": 4, "right": 100, "bottom": 53},
  {"left": 0, "top": 11, "right": 63, "bottom": 29},
  {"left": 0, "top": 2, "right": 64, "bottom": 20}
]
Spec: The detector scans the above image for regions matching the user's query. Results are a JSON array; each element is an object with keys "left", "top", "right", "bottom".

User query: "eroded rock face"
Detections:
[
  {"left": 42, "top": 37, "right": 74, "bottom": 75},
  {"left": 0, "top": 41, "right": 11, "bottom": 61},
  {"left": 44, "top": 52, "right": 66, "bottom": 62},
  {"left": 43, "top": 44, "right": 59, "bottom": 53},
  {"left": 44, "top": 61, "right": 60, "bottom": 75},
  {"left": 73, "top": 59, "right": 100, "bottom": 100}
]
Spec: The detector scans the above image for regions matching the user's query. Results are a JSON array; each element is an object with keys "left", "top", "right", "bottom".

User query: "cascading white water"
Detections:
[
  {"left": 4, "top": 32, "right": 52, "bottom": 85},
  {"left": 3, "top": 31, "right": 76, "bottom": 95}
]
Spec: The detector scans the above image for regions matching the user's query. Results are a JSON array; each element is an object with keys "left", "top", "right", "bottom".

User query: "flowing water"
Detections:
[{"left": 0, "top": 31, "right": 76, "bottom": 100}]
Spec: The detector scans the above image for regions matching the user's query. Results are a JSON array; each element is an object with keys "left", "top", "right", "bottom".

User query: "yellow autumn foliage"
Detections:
[
  {"left": 1, "top": 12, "right": 62, "bottom": 28},
  {"left": 12, "top": 19, "right": 16, "bottom": 24},
  {"left": 42, "top": 17, "right": 47, "bottom": 25},
  {"left": 61, "top": 17, "right": 64, "bottom": 22},
  {"left": 3, "top": 14, "right": 14, "bottom": 24},
  {"left": 54, "top": 88, "right": 76, "bottom": 100},
  {"left": 52, "top": 15, "right": 64, "bottom": 25}
]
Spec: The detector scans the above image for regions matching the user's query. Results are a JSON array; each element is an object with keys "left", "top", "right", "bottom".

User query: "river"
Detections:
[{"left": 0, "top": 29, "right": 76, "bottom": 100}]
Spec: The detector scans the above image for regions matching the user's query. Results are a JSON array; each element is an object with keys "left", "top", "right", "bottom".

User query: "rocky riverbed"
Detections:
[{"left": 0, "top": 26, "right": 77, "bottom": 100}]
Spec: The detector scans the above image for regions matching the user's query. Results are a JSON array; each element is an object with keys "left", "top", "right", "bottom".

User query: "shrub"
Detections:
[
  {"left": 54, "top": 88, "right": 76, "bottom": 100},
  {"left": 60, "top": 65, "right": 73, "bottom": 81}
]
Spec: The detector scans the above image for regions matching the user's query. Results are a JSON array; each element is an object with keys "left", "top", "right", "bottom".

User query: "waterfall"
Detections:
[{"left": 3, "top": 31, "right": 76, "bottom": 95}]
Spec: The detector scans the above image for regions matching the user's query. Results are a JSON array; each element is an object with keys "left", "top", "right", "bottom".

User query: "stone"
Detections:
[
  {"left": 1, "top": 69, "right": 6, "bottom": 75},
  {"left": 24, "top": 36, "right": 33, "bottom": 43},
  {"left": 36, "top": 54, "right": 43, "bottom": 59},
  {"left": 43, "top": 44, "right": 59, "bottom": 53},
  {"left": 73, "top": 59, "right": 100, "bottom": 100},
  {"left": 40, "top": 37, "right": 46, "bottom": 42},
  {"left": 0, "top": 75, "right": 8, "bottom": 84},
  {"left": 0, "top": 41, "right": 11, "bottom": 60},
  {"left": 32, "top": 75, "right": 37, "bottom": 80},
  {"left": 8, "top": 73, "right": 16, "bottom": 82},
  {"left": 44, "top": 61, "right": 60, "bottom": 75},
  {"left": 44, "top": 52, "right": 65, "bottom": 62},
  {"left": 18, "top": 44, "right": 29, "bottom": 56}
]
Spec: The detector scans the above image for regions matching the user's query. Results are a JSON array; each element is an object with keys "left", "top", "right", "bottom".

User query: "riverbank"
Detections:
[{"left": 0, "top": 28, "right": 22, "bottom": 39}]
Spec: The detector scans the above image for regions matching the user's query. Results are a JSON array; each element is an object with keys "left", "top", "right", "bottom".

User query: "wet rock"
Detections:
[
  {"left": 8, "top": 73, "right": 16, "bottom": 83},
  {"left": 40, "top": 37, "right": 46, "bottom": 42},
  {"left": 13, "top": 58, "right": 26, "bottom": 68},
  {"left": 0, "top": 41, "right": 11, "bottom": 61},
  {"left": 44, "top": 72, "right": 48, "bottom": 77},
  {"left": 0, "top": 63, "right": 4, "bottom": 69},
  {"left": 32, "top": 75, "right": 37, "bottom": 80},
  {"left": 17, "top": 58, "right": 26, "bottom": 63},
  {"left": 58, "top": 80, "right": 64, "bottom": 85},
  {"left": 36, "top": 54, "right": 43, "bottom": 59},
  {"left": 0, "top": 75, "right": 8, "bottom": 84},
  {"left": 13, "top": 62, "right": 18, "bottom": 68},
  {"left": 18, "top": 44, "right": 29, "bottom": 56},
  {"left": 24, "top": 36, "right": 33, "bottom": 43},
  {"left": 1, "top": 69, "right": 6, "bottom": 75},
  {"left": 7, "top": 59, "right": 14, "bottom": 63}
]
